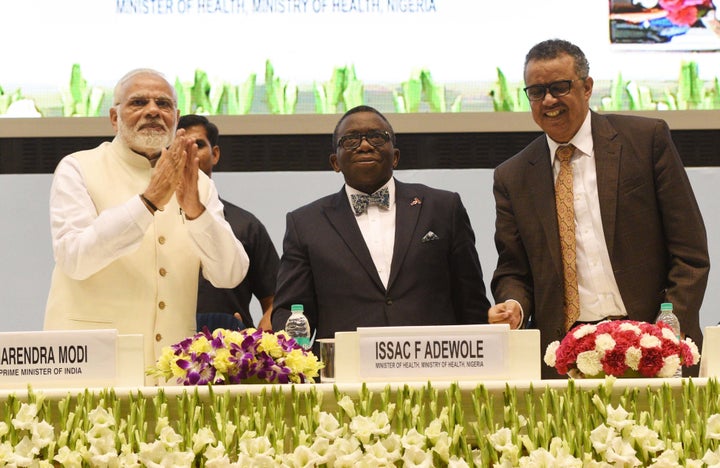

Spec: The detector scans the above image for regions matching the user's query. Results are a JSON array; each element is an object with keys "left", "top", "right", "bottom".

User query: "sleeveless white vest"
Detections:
[{"left": 45, "top": 138, "right": 211, "bottom": 382}]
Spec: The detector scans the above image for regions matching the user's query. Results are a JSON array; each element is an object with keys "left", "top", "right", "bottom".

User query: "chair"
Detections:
[{"left": 196, "top": 313, "right": 246, "bottom": 333}]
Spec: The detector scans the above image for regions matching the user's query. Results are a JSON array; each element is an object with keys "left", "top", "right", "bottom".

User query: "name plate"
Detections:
[
  {"left": 0, "top": 329, "right": 117, "bottom": 385},
  {"left": 357, "top": 324, "right": 509, "bottom": 380}
]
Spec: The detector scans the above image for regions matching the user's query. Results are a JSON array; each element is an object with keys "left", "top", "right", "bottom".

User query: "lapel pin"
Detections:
[{"left": 410, "top": 197, "right": 422, "bottom": 206}]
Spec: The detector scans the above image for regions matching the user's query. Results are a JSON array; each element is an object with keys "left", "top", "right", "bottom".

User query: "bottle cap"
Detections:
[
  {"left": 660, "top": 302, "right": 673, "bottom": 311},
  {"left": 291, "top": 304, "right": 304, "bottom": 313}
]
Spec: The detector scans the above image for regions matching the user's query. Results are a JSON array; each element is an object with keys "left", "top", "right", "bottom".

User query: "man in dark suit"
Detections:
[
  {"left": 177, "top": 114, "right": 280, "bottom": 331},
  {"left": 271, "top": 105, "right": 492, "bottom": 340},
  {"left": 489, "top": 39, "right": 709, "bottom": 378}
]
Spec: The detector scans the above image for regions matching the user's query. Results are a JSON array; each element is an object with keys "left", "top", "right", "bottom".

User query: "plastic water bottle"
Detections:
[
  {"left": 285, "top": 304, "right": 311, "bottom": 350},
  {"left": 656, "top": 302, "right": 683, "bottom": 378}
]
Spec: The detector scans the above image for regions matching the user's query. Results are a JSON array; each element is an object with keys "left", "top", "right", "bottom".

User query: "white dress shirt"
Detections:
[
  {"left": 344, "top": 178, "right": 396, "bottom": 289},
  {"left": 547, "top": 112, "right": 628, "bottom": 321}
]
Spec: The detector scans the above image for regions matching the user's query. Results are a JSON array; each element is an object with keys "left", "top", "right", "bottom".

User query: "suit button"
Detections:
[
  {"left": 159, "top": 267, "right": 167, "bottom": 277},
  {"left": 155, "top": 333, "right": 162, "bottom": 342},
  {"left": 158, "top": 236, "right": 166, "bottom": 245},
  {"left": 158, "top": 301, "right": 166, "bottom": 310},
  {"left": 386, "top": 298, "right": 393, "bottom": 305}
]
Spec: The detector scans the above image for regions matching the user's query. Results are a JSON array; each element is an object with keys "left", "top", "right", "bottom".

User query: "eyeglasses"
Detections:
[
  {"left": 523, "top": 79, "right": 584, "bottom": 101},
  {"left": 337, "top": 131, "right": 391, "bottom": 151},
  {"left": 118, "top": 96, "right": 176, "bottom": 111}
]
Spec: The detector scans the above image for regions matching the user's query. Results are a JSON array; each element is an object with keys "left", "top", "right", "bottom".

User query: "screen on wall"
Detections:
[{"left": 1, "top": 0, "right": 719, "bottom": 117}]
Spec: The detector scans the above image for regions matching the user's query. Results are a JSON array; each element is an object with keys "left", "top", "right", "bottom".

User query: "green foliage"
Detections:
[
  {"left": 677, "top": 60, "right": 703, "bottom": 110},
  {"left": 0, "top": 86, "right": 23, "bottom": 114},
  {"left": 60, "top": 64, "right": 104, "bottom": 117},
  {"left": 599, "top": 72, "right": 627, "bottom": 111},
  {"left": 176, "top": 69, "right": 256, "bottom": 115},
  {"left": 490, "top": 67, "right": 528, "bottom": 112},
  {"left": 265, "top": 60, "right": 297, "bottom": 115},
  {"left": 394, "top": 68, "right": 461, "bottom": 113},
  {"left": 314, "top": 65, "right": 365, "bottom": 114}
]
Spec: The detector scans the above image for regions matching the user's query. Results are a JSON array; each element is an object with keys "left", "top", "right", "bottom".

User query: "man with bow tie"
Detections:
[{"left": 271, "top": 105, "right": 491, "bottom": 343}]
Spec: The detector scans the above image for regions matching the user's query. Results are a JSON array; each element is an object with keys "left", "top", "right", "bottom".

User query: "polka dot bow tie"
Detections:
[{"left": 350, "top": 187, "right": 390, "bottom": 215}]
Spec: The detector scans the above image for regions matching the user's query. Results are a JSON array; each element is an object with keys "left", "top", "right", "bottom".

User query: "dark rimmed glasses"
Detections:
[
  {"left": 337, "top": 131, "right": 391, "bottom": 151},
  {"left": 523, "top": 79, "right": 584, "bottom": 101}
]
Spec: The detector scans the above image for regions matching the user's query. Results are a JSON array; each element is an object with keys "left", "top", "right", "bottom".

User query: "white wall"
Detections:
[{"left": 2, "top": 168, "right": 718, "bottom": 332}]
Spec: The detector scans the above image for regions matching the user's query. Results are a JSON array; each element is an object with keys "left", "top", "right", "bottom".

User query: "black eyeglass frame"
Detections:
[
  {"left": 523, "top": 79, "right": 585, "bottom": 101},
  {"left": 337, "top": 131, "right": 392, "bottom": 151}
]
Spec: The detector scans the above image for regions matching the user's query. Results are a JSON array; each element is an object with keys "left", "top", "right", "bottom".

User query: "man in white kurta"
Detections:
[{"left": 44, "top": 69, "right": 249, "bottom": 383}]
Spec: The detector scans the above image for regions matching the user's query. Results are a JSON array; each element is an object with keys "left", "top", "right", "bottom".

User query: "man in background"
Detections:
[
  {"left": 489, "top": 39, "right": 709, "bottom": 378},
  {"left": 271, "top": 105, "right": 493, "bottom": 340},
  {"left": 44, "top": 70, "right": 249, "bottom": 380},
  {"left": 177, "top": 114, "right": 279, "bottom": 330}
]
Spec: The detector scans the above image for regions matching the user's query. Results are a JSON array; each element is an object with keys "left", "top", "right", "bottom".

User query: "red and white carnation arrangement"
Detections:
[{"left": 544, "top": 320, "right": 700, "bottom": 378}]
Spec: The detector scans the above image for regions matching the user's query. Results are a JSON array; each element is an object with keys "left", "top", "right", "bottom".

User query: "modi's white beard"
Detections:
[{"left": 117, "top": 113, "right": 173, "bottom": 155}]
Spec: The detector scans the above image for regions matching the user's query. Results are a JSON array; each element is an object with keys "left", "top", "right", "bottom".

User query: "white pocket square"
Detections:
[{"left": 421, "top": 231, "right": 439, "bottom": 243}]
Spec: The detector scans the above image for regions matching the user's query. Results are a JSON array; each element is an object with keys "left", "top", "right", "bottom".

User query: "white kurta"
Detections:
[{"left": 44, "top": 137, "right": 249, "bottom": 383}]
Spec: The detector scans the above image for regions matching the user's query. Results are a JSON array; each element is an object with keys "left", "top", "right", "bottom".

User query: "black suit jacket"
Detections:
[
  {"left": 492, "top": 112, "right": 709, "bottom": 378},
  {"left": 271, "top": 179, "right": 491, "bottom": 339}
]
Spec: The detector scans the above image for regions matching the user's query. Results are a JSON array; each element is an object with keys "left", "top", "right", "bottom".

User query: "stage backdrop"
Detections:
[{"left": 1, "top": 0, "right": 719, "bottom": 116}]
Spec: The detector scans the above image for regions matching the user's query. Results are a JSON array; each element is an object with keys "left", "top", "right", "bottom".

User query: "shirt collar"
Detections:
[{"left": 546, "top": 110, "right": 593, "bottom": 162}]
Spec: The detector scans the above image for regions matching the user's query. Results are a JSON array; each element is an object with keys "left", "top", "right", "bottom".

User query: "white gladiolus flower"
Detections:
[
  {"left": 118, "top": 443, "right": 141, "bottom": 467},
  {"left": 54, "top": 445, "right": 84, "bottom": 468},
  {"left": 518, "top": 447, "right": 557, "bottom": 466},
  {"left": 425, "top": 417, "right": 446, "bottom": 445},
  {"left": 650, "top": 449, "right": 680, "bottom": 467},
  {"left": 334, "top": 447, "right": 364, "bottom": 467},
  {"left": 401, "top": 427, "right": 427, "bottom": 450},
  {"left": 330, "top": 435, "right": 362, "bottom": 457},
  {"left": 349, "top": 410, "right": 391, "bottom": 444},
  {"left": 337, "top": 395, "right": 356, "bottom": 418},
  {"left": 590, "top": 424, "right": 616, "bottom": 454},
  {"left": 702, "top": 447, "right": 720, "bottom": 466},
  {"left": 203, "top": 442, "right": 229, "bottom": 463},
  {"left": 289, "top": 444, "right": 325, "bottom": 468},
  {"left": 238, "top": 433, "right": 274, "bottom": 457},
  {"left": 604, "top": 437, "right": 640, "bottom": 466},
  {"left": 431, "top": 432, "right": 451, "bottom": 463},
  {"left": 0, "top": 422, "right": 9, "bottom": 438},
  {"left": 448, "top": 455, "right": 471, "bottom": 468},
  {"left": 630, "top": 425, "right": 665, "bottom": 453},
  {"left": 364, "top": 438, "right": 392, "bottom": 460},
  {"left": 606, "top": 404, "right": 634, "bottom": 432},
  {"left": 316, "top": 412, "right": 344, "bottom": 440},
  {"left": 380, "top": 433, "right": 403, "bottom": 461},
  {"left": 156, "top": 425, "right": 183, "bottom": 449},
  {"left": 401, "top": 444, "right": 433, "bottom": 468},
  {"left": 88, "top": 406, "right": 115, "bottom": 429},
  {"left": 31, "top": 419, "right": 54, "bottom": 449},
  {"left": 488, "top": 427, "right": 516, "bottom": 452},
  {"left": 707, "top": 414, "right": 720, "bottom": 439},
  {"left": 11, "top": 436, "right": 39, "bottom": 465},
  {"left": 683, "top": 459, "right": 705, "bottom": 468},
  {"left": 192, "top": 426, "right": 216, "bottom": 453},
  {"left": 12, "top": 403, "right": 39, "bottom": 430}
]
